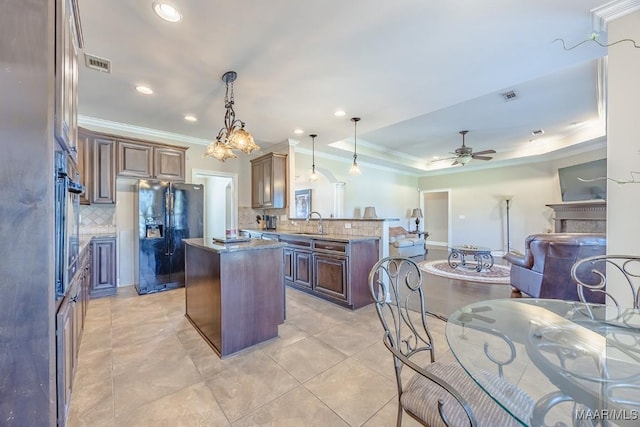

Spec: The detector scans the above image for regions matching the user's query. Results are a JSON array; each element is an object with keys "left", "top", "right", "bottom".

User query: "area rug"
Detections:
[{"left": 418, "top": 260, "right": 511, "bottom": 284}]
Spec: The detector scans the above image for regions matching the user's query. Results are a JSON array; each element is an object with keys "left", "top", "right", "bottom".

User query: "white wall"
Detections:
[
  {"left": 607, "top": 11, "right": 640, "bottom": 302},
  {"left": 417, "top": 149, "right": 606, "bottom": 254},
  {"left": 294, "top": 151, "right": 419, "bottom": 223}
]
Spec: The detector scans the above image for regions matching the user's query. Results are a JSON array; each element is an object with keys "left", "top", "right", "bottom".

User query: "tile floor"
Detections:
[{"left": 67, "top": 282, "right": 464, "bottom": 426}]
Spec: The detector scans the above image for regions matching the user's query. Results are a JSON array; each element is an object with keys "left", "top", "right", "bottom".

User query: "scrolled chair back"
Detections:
[
  {"left": 571, "top": 255, "right": 640, "bottom": 308},
  {"left": 368, "top": 256, "right": 435, "bottom": 363}
]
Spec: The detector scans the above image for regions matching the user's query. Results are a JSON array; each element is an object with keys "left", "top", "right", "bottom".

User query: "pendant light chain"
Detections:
[
  {"left": 349, "top": 117, "right": 361, "bottom": 175},
  {"left": 309, "top": 133, "right": 319, "bottom": 182}
]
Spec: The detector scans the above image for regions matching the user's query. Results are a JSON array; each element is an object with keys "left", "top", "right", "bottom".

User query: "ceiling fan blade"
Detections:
[
  {"left": 472, "top": 149, "right": 496, "bottom": 156},
  {"left": 430, "top": 156, "right": 457, "bottom": 164},
  {"left": 451, "top": 159, "right": 459, "bottom": 166},
  {"left": 472, "top": 155, "right": 493, "bottom": 161}
]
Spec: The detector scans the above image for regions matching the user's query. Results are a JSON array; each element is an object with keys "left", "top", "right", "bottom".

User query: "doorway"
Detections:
[
  {"left": 421, "top": 189, "right": 451, "bottom": 248},
  {"left": 192, "top": 169, "right": 238, "bottom": 240}
]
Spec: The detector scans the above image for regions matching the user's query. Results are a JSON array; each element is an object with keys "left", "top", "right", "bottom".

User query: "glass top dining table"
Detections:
[{"left": 446, "top": 299, "right": 640, "bottom": 426}]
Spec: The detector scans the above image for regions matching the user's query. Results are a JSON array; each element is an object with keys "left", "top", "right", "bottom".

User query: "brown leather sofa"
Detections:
[{"left": 504, "top": 233, "right": 606, "bottom": 303}]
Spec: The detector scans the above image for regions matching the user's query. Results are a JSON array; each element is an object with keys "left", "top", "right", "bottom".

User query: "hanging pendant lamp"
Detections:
[
  {"left": 349, "top": 117, "right": 361, "bottom": 176},
  {"left": 308, "top": 134, "right": 319, "bottom": 182},
  {"left": 202, "top": 71, "right": 260, "bottom": 162}
]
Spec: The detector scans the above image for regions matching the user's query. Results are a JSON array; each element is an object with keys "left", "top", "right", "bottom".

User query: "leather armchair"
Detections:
[{"left": 504, "top": 233, "right": 606, "bottom": 302}]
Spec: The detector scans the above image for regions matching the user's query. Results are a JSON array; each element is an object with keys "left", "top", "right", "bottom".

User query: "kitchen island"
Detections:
[{"left": 183, "top": 238, "right": 286, "bottom": 357}]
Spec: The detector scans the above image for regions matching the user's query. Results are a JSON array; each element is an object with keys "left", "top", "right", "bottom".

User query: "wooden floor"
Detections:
[{"left": 414, "top": 246, "right": 519, "bottom": 319}]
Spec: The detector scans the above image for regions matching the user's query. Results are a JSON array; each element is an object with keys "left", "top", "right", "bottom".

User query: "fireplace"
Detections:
[{"left": 545, "top": 201, "right": 606, "bottom": 233}]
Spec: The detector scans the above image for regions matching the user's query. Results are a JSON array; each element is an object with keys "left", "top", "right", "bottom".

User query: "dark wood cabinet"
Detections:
[
  {"left": 90, "top": 236, "right": 117, "bottom": 298},
  {"left": 283, "top": 248, "right": 294, "bottom": 282},
  {"left": 77, "top": 128, "right": 116, "bottom": 204},
  {"left": 56, "top": 240, "right": 89, "bottom": 427},
  {"left": 251, "top": 152, "right": 287, "bottom": 209},
  {"left": 314, "top": 253, "right": 348, "bottom": 303},
  {"left": 117, "top": 140, "right": 187, "bottom": 181},
  {"left": 54, "top": 0, "right": 82, "bottom": 161},
  {"left": 78, "top": 128, "right": 188, "bottom": 204},
  {"left": 293, "top": 250, "right": 313, "bottom": 289},
  {"left": 77, "top": 134, "right": 90, "bottom": 205},
  {"left": 92, "top": 138, "right": 116, "bottom": 204},
  {"left": 184, "top": 240, "right": 284, "bottom": 357},
  {"left": 56, "top": 282, "right": 75, "bottom": 427},
  {"left": 117, "top": 141, "right": 153, "bottom": 178},
  {"left": 281, "top": 235, "right": 379, "bottom": 309},
  {"left": 280, "top": 235, "right": 313, "bottom": 290},
  {"left": 154, "top": 146, "right": 185, "bottom": 181}
]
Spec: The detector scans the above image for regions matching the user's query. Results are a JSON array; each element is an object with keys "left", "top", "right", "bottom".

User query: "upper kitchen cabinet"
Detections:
[
  {"left": 117, "top": 141, "right": 153, "bottom": 178},
  {"left": 117, "top": 139, "right": 187, "bottom": 181},
  {"left": 54, "top": 0, "right": 83, "bottom": 160},
  {"left": 251, "top": 152, "right": 287, "bottom": 209},
  {"left": 154, "top": 147, "right": 185, "bottom": 181},
  {"left": 78, "top": 128, "right": 116, "bottom": 204}
]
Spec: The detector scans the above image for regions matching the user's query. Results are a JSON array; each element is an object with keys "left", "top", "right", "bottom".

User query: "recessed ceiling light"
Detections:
[
  {"left": 152, "top": 2, "right": 182, "bottom": 22},
  {"left": 184, "top": 115, "right": 197, "bottom": 122},
  {"left": 334, "top": 110, "right": 346, "bottom": 117},
  {"left": 294, "top": 129, "right": 304, "bottom": 135},
  {"left": 135, "top": 85, "right": 153, "bottom": 95}
]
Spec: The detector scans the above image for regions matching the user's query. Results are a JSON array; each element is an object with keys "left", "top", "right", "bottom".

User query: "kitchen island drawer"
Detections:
[{"left": 313, "top": 240, "right": 348, "bottom": 253}]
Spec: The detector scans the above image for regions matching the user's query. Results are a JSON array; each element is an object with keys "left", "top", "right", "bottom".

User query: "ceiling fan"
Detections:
[{"left": 436, "top": 130, "right": 496, "bottom": 166}]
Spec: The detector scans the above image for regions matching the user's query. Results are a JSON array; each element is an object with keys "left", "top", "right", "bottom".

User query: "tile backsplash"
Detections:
[{"left": 80, "top": 205, "right": 116, "bottom": 230}]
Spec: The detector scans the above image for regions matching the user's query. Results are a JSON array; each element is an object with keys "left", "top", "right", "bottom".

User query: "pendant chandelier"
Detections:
[
  {"left": 203, "top": 71, "right": 260, "bottom": 162},
  {"left": 349, "top": 117, "right": 361, "bottom": 176},
  {"left": 308, "top": 134, "right": 319, "bottom": 182}
]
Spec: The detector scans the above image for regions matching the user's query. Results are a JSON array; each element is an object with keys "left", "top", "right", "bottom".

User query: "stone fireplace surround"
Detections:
[{"left": 545, "top": 201, "right": 606, "bottom": 233}]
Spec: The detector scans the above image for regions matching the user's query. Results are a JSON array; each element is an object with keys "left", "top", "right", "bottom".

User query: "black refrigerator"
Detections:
[{"left": 135, "top": 180, "right": 204, "bottom": 295}]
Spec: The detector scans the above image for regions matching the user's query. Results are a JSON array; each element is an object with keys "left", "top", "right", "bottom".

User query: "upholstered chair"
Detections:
[
  {"left": 504, "top": 233, "right": 606, "bottom": 302},
  {"left": 368, "top": 257, "right": 531, "bottom": 426}
]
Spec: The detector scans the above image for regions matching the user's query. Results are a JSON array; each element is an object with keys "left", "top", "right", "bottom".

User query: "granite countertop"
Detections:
[
  {"left": 183, "top": 237, "right": 286, "bottom": 253},
  {"left": 241, "top": 229, "right": 379, "bottom": 243}
]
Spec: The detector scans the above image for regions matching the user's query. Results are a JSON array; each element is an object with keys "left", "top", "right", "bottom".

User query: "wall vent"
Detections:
[
  {"left": 500, "top": 90, "right": 517, "bottom": 101},
  {"left": 84, "top": 54, "right": 111, "bottom": 73}
]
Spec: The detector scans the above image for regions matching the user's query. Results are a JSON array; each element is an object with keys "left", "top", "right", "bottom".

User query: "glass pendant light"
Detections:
[
  {"left": 308, "top": 134, "right": 319, "bottom": 182},
  {"left": 349, "top": 117, "right": 361, "bottom": 176}
]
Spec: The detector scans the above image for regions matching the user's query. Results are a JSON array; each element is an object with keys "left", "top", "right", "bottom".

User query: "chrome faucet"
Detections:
[{"left": 307, "top": 211, "right": 323, "bottom": 234}]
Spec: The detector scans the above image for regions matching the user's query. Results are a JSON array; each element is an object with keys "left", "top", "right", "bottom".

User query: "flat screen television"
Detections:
[{"left": 558, "top": 158, "right": 607, "bottom": 202}]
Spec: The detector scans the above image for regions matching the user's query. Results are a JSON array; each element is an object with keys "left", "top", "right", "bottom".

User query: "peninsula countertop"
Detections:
[
  {"left": 241, "top": 229, "right": 380, "bottom": 243},
  {"left": 183, "top": 237, "right": 286, "bottom": 253}
]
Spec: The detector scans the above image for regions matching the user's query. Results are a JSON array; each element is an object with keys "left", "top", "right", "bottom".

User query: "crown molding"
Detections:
[
  {"left": 78, "top": 115, "right": 212, "bottom": 146},
  {"left": 592, "top": 0, "right": 640, "bottom": 33}
]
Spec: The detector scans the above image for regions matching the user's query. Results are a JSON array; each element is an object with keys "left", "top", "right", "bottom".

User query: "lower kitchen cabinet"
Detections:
[
  {"left": 313, "top": 253, "right": 348, "bottom": 303},
  {"left": 281, "top": 236, "right": 313, "bottom": 290},
  {"left": 56, "top": 280, "right": 76, "bottom": 426},
  {"left": 281, "top": 235, "right": 379, "bottom": 309},
  {"left": 56, "top": 241, "right": 90, "bottom": 426},
  {"left": 90, "top": 236, "right": 117, "bottom": 298},
  {"left": 56, "top": 235, "right": 116, "bottom": 425}
]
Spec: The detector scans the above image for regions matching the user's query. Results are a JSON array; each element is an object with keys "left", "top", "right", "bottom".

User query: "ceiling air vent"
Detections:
[
  {"left": 84, "top": 54, "right": 111, "bottom": 73},
  {"left": 500, "top": 90, "right": 517, "bottom": 101}
]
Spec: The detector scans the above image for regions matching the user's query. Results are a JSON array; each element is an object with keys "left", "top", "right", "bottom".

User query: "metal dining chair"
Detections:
[
  {"left": 368, "top": 256, "right": 530, "bottom": 427},
  {"left": 571, "top": 255, "right": 640, "bottom": 308}
]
